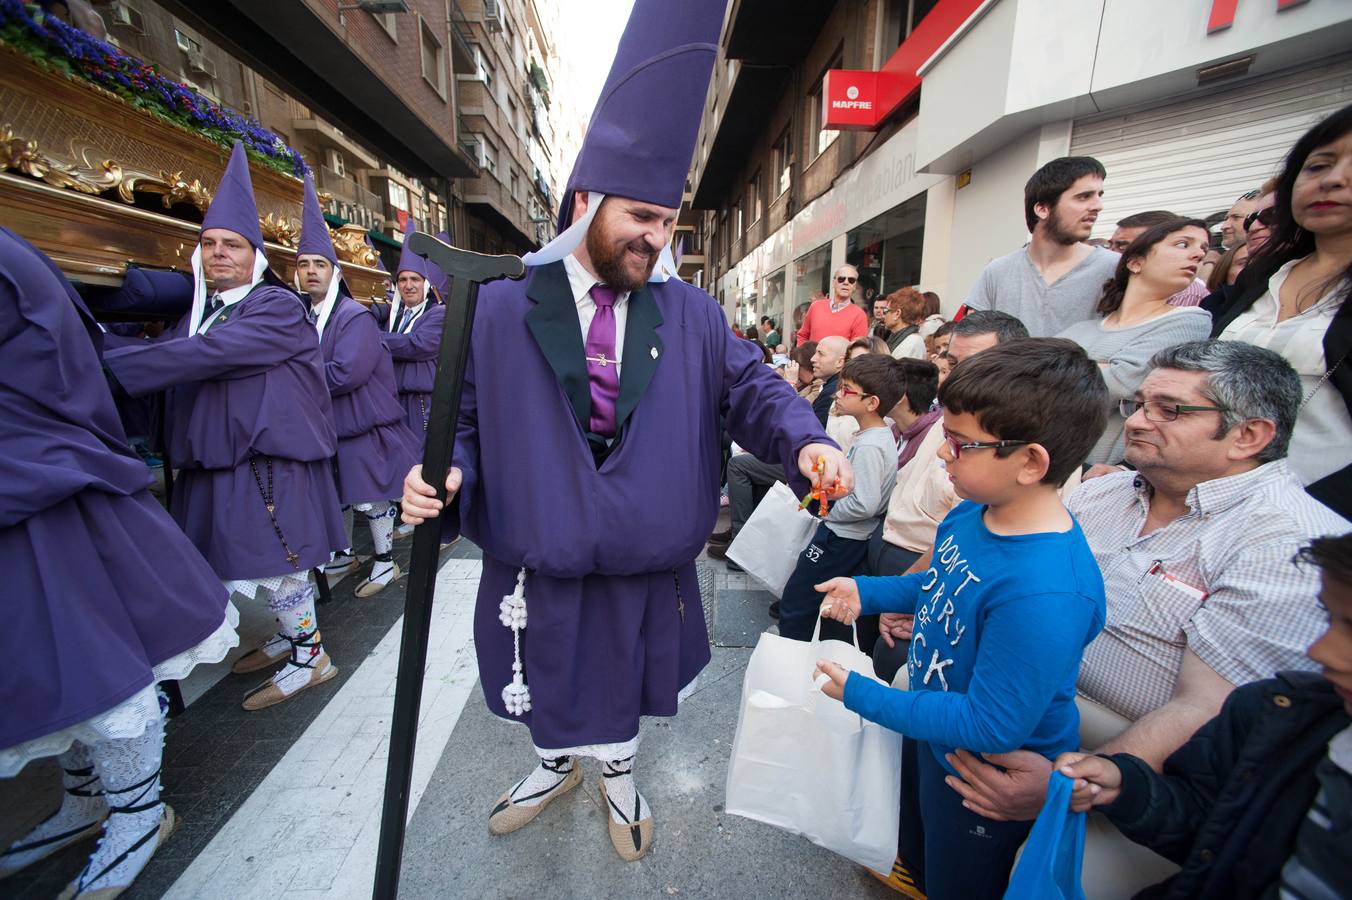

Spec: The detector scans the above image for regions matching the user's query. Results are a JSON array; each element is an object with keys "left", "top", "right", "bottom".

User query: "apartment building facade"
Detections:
[{"left": 692, "top": 0, "right": 1352, "bottom": 337}]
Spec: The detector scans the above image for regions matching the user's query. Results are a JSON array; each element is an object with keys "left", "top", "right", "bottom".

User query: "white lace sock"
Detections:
[
  {"left": 601, "top": 756, "right": 650, "bottom": 825},
  {"left": 356, "top": 501, "right": 397, "bottom": 556},
  {"left": 71, "top": 714, "right": 166, "bottom": 895},
  {"left": 507, "top": 755, "right": 574, "bottom": 807},
  {"left": 0, "top": 743, "right": 107, "bottom": 876},
  {"left": 270, "top": 579, "right": 330, "bottom": 692}
]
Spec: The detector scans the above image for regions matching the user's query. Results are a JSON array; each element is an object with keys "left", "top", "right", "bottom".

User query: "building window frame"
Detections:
[
  {"left": 809, "top": 52, "right": 843, "bottom": 161},
  {"left": 771, "top": 126, "right": 792, "bottom": 198},
  {"left": 373, "top": 11, "right": 398, "bottom": 42},
  {"left": 747, "top": 170, "right": 763, "bottom": 226},
  {"left": 419, "top": 15, "right": 446, "bottom": 100}
]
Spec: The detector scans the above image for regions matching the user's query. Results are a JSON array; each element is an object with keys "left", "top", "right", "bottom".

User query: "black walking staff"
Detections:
[{"left": 373, "top": 234, "right": 523, "bottom": 899}]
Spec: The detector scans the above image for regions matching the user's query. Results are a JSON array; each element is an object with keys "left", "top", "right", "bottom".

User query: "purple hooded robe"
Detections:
[
  {"left": 450, "top": 261, "right": 831, "bottom": 748},
  {"left": 0, "top": 228, "right": 229, "bottom": 750},
  {"left": 103, "top": 283, "right": 348, "bottom": 579},
  {"left": 380, "top": 300, "right": 445, "bottom": 440},
  {"left": 320, "top": 295, "right": 420, "bottom": 503}
]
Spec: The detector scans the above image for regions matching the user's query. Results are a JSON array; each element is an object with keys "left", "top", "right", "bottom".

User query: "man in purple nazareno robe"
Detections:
[
  {"left": 401, "top": 0, "right": 853, "bottom": 862},
  {"left": 104, "top": 143, "right": 348, "bottom": 712},
  {"left": 295, "top": 171, "right": 419, "bottom": 597},
  {"left": 0, "top": 228, "right": 239, "bottom": 896},
  {"left": 379, "top": 217, "right": 447, "bottom": 445}
]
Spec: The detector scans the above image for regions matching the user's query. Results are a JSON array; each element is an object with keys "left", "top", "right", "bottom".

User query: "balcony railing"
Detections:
[{"left": 317, "top": 165, "right": 380, "bottom": 215}]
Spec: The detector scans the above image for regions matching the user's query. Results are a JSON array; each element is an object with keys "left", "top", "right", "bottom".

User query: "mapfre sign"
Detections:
[{"left": 822, "top": 71, "right": 879, "bottom": 131}]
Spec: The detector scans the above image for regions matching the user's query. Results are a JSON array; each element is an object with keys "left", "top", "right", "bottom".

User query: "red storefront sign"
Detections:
[
  {"left": 824, "top": 0, "right": 1315, "bottom": 131},
  {"left": 821, "top": 0, "right": 984, "bottom": 131},
  {"left": 822, "top": 71, "right": 879, "bottom": 131}
]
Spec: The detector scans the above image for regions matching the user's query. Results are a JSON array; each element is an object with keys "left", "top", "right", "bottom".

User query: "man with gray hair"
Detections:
[{"left": 942, "top": 341, "right": 1348, "bottom": 866}]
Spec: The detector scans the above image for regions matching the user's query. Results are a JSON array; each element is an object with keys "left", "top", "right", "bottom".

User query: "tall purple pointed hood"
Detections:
[
  {"left": 395, "top": 217, "right": 430, "bottom": 280},
  {"left": 555, "top": 0, "right": 725, "bottom": 230},
  {"left": 201, "top": 142, "right": 266, "bottom": 249},
  {"left": 297, "top": 171, "right": 337, "bottom": 264}
]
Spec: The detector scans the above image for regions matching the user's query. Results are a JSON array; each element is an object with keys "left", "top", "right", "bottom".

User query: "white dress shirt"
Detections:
[
  {"left": 198, "top": 278, "right": 260, "bottom": 334},
  {"left": 563, "top": 253, "right": 630, "bottom": 376}
]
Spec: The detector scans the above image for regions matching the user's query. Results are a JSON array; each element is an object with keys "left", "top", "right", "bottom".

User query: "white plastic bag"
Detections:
[
  {"left": 724, "top": 620, "right": 903, "bottom": 872},
  {"left": 726, "top": 480, "right": 819, "bottom": 598}
]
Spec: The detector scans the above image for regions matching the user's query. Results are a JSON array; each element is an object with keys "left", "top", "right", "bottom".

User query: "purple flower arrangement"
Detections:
[{"left": 0, "top": 0, "right": 307, "bottom": 177}]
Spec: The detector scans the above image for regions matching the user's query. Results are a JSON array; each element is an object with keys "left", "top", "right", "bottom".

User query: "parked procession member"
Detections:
[
  {"left": 962, "top": 156, "right": 1119, "bottom": 336},
  {"left": 399, "top": 0, "right": 848, "bottom": 862},
  {"left": 295, "top": 173, "right": 420, "bottom": 597},
  {"left": 0, "top": 229, "right": 239, "bottom": 897},
  {"left": 103, "top": 143, "right": 347, "bottom": 711},
  {"left": 379, "top": 217, "right": 447, "bottom": 443}
]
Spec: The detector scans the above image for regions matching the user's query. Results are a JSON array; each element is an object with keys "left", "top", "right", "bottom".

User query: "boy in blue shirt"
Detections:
[{"left": 814, "top": 338, "right": 1110, "bottom": 899}]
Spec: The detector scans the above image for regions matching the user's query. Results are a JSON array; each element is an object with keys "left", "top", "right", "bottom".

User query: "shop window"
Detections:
[
  {"left": 420, "top": 18, "right": 446, "bottom": 98},
  {"left": 747, "top": 171, "right": 763, "bottom": 225},
  {"left": 771, "top": 128, "right": 792, "bottom": 197},
  {"left": 845, "top": 191, "right": 928, "bottom": 302},
  {"left": 793, "top": 243, "right": 833, "bottom": 325}
]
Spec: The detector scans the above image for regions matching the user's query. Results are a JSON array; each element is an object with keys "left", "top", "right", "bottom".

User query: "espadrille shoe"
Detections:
[
  {"left": 598, "top": 779, "right": 653, "bottom": 862},
  {"left": 241, "top": 651, "right": 337, "bottom": 711},
  {"left": 354, "top": 560, "right": 399, "bottom": 598},
  {"left": 488, "top": 763, "right": 582, "bottom": 835},
  {"left": 230, "top": 631, "right": 290, "bottom": 674},
  {"left": 55, "top": 805, "right": 177, "bottom": 900}
]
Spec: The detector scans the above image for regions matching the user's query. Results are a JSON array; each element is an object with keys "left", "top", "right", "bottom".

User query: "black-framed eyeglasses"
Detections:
[
  {"left": 835, "top": 275, "right": 857, "bottom": 284},
  {"left": 1243, "top": 207, "right": 1279, "bottom": 231},
  {"left": 1120, "top": 399, "right": 1230, "bottom": 422},
  {"left": 942, "top": 429, "right": 1031, "bottom": 460}
]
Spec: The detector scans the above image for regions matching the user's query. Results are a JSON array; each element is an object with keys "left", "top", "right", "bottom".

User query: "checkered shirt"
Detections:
[{"left": 1067, "top": 461, "right": 1348, "bottom": 721}]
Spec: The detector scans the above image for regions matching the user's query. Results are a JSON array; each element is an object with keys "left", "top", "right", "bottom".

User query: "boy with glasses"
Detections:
[
  {"left": 795, "top": 265, "right": 870, "bottom": 345},
  {"left": 812, "top": 338, "right": 1110, "bottom": 899},
  {"left": 777, "top": 354, "right": 902, "bottom": 643}
]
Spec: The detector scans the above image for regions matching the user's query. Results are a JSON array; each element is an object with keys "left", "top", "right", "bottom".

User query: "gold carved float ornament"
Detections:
[{"left": 0, "top": 47, "right": 390, "bottom": 302}]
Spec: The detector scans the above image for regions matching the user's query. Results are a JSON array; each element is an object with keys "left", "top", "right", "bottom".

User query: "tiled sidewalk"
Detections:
[{"left": 162, "top": 557, "right": 485, "bottom": 900}]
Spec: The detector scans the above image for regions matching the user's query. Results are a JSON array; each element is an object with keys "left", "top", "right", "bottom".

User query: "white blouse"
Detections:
[{"left": 1220, "top": 258, "right": 1351, "bottom": 486}]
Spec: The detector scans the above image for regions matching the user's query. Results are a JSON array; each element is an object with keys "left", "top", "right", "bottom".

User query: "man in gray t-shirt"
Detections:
[{"left": 962, "top": 156, "right": 1119, "bottom": 337}]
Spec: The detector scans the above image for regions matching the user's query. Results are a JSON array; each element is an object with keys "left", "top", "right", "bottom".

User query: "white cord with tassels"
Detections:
[{"left": 498, "top": 568, "right": 531, "bottom": 716}]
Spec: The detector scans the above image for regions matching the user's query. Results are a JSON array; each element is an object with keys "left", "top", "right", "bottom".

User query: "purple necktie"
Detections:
[{"left": 585, "top": 284, "right": 620, "bottom": 436}]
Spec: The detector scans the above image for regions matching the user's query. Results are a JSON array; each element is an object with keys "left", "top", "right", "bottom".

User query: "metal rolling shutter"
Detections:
[{"left": 1072, "top": 56, "right": 1352, "bottom": 239}]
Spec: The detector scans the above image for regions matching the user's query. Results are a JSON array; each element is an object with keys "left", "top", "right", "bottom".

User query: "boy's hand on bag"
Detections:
[
  {"left": 878, "top": 613, "right": 915, "bottom": 648},
  {"left": 401, "top": 464, "right": 461, "bottom": 525},
  {"left": 1056, "top": 752, "right": 1123, "bottom": 812},
  {"left": 813, "top": 659, "right": 848, "bottom": 701},
  {"left": 815, "top": 578, "right": 861, "bottom": 623}
]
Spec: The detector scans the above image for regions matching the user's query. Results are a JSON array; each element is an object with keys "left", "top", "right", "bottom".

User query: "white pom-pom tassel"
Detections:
[{"left": 499, "top": 568, "right": 531, "bottom": 716}]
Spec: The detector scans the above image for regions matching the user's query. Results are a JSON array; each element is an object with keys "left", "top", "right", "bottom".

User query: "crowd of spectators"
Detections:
[{"left": 715, "top": 103, "right": 1352, "bottom": 899}]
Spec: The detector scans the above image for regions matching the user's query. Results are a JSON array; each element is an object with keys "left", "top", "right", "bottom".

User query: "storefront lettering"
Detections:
[{"left": 1208, "top": 0, "right": 1311, "bottom": 34}]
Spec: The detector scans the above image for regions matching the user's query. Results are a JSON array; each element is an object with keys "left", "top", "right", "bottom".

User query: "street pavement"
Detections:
[{"left": 1, "top": 519, "right": 895, "bottom": 899}]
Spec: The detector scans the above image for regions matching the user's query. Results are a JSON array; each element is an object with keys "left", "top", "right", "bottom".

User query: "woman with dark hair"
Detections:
[
  {"left": 1211, "top": 104, "right": 1352, "bottom": 517},
  {"left": 1058, "top": 217, "right": 1213, "bottom": 464}
]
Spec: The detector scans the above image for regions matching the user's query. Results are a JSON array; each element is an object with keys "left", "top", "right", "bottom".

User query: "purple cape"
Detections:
[
  {"left": 378, "top": 300, "right": 445, "bottom": 440},
  {"left": 104, "top": 284, "right": 347, "bottom": 578},
  {"left": 0, "top": 228, "right": 228, "bottom": 750},
  {"left": 319, "top": 295, "right": 420, "bottom": 503},
  {"left": 452, "top": 261, "right": 832, "bottom": 746}
]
